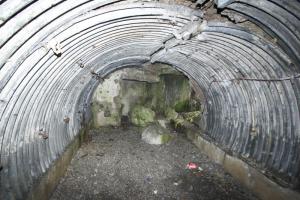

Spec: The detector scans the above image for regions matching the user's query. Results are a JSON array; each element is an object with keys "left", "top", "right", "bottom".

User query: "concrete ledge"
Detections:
[
  {"left": 26, "top": 128, "right": 88, "bottom": 200},
  {"left": 186, "top": 130, "right": 300, "bottom": 200}
]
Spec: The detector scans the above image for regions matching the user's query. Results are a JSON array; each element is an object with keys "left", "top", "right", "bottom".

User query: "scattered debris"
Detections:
[
  {"left": 63, "top": 117, "right": 70, "bottom": 123},
  {"left": 198, "top": 166, "right": 204, "bottom": 172},
  {"left": 95, "top": 153, "right": 104, "bottom": 157},
  {"left": 221, "top": 10, "right": 248, "bottom": 23},
  {"left": 186, "top": 162, "right": 198, "bottom": 170},
  {"left": 172, "top": 20, "right": 207, "bottom": 41},
  {"left": 173, "top": 180, "right": 183, "bottom": 186},
  {"left": 90, "top": 70, "right": 104, "bottom": 81},
  {"left": 144, "top": 176, "right": 151, "bottom": 184},
  {"left": 47, "top": 39, "right": 62, "bottom": 56},
  {"left": 80, "top": 153, "right": 88, "bottom": 158},
  {"left": 77, "top": 59, "right": 85, "bottom": 68},
  {"left": 38, "top": 129, "right": 49, "bottom": 140},
  {"left": 51, "top": 127, "right": 259, "bottom": 200},
  {"left": 186, "top": 162, "right": 204, "bottom": 175},
  {"left": 93, "top": 190, "right": 100, "bottom": 195}
]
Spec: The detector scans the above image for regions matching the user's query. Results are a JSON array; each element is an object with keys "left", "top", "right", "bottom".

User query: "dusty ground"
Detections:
[{"left": 50, "top": 126, "right": 258, "bottom": 200}]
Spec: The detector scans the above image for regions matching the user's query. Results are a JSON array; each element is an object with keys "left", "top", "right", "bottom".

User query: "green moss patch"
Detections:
[
  {"left": 174, "top": 100, "right": 190, "bottom": 112},
  {"left": 165, "top": 107, "right": 178, "bottom": 121},
  {"left": 160, "top": 134, "right": 174, "bottom": 144},
  {"left": 183, "top": 111, "right": 201, "bottom": 123},
  {"left": 130, "top": 105, "right": 155, "bottom": 127}
]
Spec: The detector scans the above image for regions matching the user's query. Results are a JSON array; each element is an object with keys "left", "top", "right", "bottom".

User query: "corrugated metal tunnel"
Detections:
[{"left": 0, "top": 0, "right": 299, "bottom": 199}]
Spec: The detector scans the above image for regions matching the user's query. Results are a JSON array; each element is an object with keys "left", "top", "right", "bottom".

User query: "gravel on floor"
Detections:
[{"left": 50, "top": 126, "right": 259, "bottom": 200}]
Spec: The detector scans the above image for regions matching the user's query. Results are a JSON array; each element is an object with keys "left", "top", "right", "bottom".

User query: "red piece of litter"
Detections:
[{"left": 186, "top": 162, "right": 198, "bottom": 170}]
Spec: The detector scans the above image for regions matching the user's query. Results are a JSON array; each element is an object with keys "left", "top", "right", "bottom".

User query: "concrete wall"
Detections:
[{"left": 91, "top": 64, "right": 194, "bottom": 128}]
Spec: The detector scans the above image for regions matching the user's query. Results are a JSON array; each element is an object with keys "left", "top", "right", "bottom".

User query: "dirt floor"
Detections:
[{"left": 50, "top": 126, "right": 259, "bottom": 200}]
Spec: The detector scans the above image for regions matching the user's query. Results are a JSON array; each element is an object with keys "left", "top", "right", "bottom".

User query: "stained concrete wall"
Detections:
[
  {"left": 91, "top": 71, "right": 124, "bottom": 127},
  {"left": 91, "top": 64, "right": 194, "bottom": 127}
]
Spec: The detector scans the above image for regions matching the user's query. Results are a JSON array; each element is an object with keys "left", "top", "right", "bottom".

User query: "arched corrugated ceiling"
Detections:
[{"left": 0, "top": 0, "right": 299, "bottom": 199}]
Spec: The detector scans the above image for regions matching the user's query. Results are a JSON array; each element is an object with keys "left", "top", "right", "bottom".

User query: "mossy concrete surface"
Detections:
[
  {"left": 146, "top": 73, "right": 192, "bottom": 114},
  {"left": 120, "top": 80, "right": 148, "bottom": 116},
  {"left": 91, "top": 63, "right": 203, "bottom": 128},
  {"left": 163, "top": 74, "right": 191, "bottom": 112},
  {"left": 183, "top": 111, "right": 202, "bottom": 123},
  {"left": 130, "top": 105, "right": 155, "bottom": 127},
  {"left": 165, "top": 107, "right": 179, "bottom": 121}
]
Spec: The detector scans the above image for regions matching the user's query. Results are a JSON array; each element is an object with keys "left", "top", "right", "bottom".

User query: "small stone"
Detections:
[
  {"left": 188, "top": 185, "right": 193, "bottom": 191},
  {"left": 174, "top": 179, "right": 183, "bottom": 186},
  {"left": 93, "top": 190, "right": 100, "bottom": 195},
  {"left": 198, "top": 166, "right": 203, "bottom": 171},
  {"left": 96, "top": 153, "right": 104, "bottom": 157},
  {"left": 153, "top": 190, "right": 158, "bottom": 194},
  {"left": 145, "top": 176, "right": 151, "bottom": 183}
]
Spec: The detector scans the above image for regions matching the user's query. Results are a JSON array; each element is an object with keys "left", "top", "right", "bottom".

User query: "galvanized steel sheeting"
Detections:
[{"left": 0, "top": 0, "right": 299, "bottom": 198}]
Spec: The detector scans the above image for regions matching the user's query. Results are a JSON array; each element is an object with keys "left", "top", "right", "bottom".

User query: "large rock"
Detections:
[
  {"left": 141, "top": 124, "right": 173, "bottom": 145},
  {"left": 130, "top": 105, "right": 155, "bottom": 127}
]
